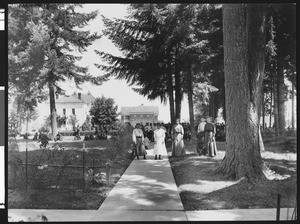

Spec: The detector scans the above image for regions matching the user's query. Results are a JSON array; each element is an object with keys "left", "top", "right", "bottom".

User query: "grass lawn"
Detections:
[
  {"left": 168, "top": 137, "right": 297, "bottom": 211},
  {"left": 8, "top": 139, "right": 133, "bottom": 209}
]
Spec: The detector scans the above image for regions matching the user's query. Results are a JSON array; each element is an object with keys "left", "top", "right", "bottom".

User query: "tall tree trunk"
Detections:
[
  {"left": 277, "top": 58, "right": 286, "bottom": 139},
  {"left": 168, "top": 52, "right": 175, "bottom": 125},
  {"left": 17, "top": 102, "right": 22, "bottom": 133},
  {"left": 273, "top": 68, "right": 279, "bottom": 136},
  {"left": 217, "top": 4, "right": 267, "bottom": 183},
  {"left": 258, "top": 91, "right": 265, "bottom": 152},
  {"left": 174, "top": 46, "right": 182, "bottom": 120},
  {"left": 49, "top": 76, "right": 58, "bottom": 137},
  {"left": 209, "top": 93, "right": 217, "bottom": 119},
  {"left": 269, "top": 75, "right": 273, "bottom": 128},
  {"left": 291, "top": 82, "right": 295, "bottom": 131},
  {"left": 187, "top": 65, "right": 197, "bottom": 153},
  {"left": 262, "top": 93, "right": 265, "bottom": 130}
]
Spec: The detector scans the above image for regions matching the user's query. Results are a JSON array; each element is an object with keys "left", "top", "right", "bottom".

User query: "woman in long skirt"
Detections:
[
  {"left": 132, "top": 123, "right": 147, "bottom": 159},
  {"left": 153, "top": 123, "right": 166, "bottom": 160},
  {"left": 204, "top": 117, "right": 217, "bottom": 157},
  {"left": 171, "top": 118, "right": 185, "bottom": 156}
]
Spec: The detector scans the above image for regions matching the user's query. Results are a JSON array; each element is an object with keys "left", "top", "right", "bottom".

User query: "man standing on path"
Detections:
[
  {"left": 153, "top": 123, "right": 166, "bottom": 160},
  {"left": 132, "top": 123, "right": 147, "bottom": 160}
]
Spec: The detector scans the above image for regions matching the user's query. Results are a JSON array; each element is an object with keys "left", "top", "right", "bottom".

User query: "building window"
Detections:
[
  {"left": 72, "top": 108, "right": 75, "bottom": 115},
  {"left": 63, "top": 109, "right": 66, "bottom": 116}
]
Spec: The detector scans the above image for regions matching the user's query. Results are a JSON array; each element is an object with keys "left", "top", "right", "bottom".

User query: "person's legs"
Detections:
[
  {"left": 207, "top": 132, "right": 214, "bottom": 157},
  {"left": 135, "top": 142, "right": 139, "bottom": 159},
  {"left": 204, "top": 132, "right": 209, "bottom": 156}
]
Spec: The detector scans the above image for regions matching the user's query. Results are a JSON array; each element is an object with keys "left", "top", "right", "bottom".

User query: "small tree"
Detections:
[
  {"left": 57, "top": 115, "right": 67, "bottom": 129},
  {"left": 8, "top": 109, "right": 20, "bottom": 138},
  {"left": 68, "top": 114, "right": 79, "bottom": 131},
  {"left": 82, "top": 115, "right": 92, "bottom": 131},
  {"left": 89, "top": 96, "right": 118, "bottom": 135}
]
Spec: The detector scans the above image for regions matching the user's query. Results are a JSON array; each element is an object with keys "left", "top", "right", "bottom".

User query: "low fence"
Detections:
[{"left": 8, "top": 143, "right": 113, "bottom": 192}]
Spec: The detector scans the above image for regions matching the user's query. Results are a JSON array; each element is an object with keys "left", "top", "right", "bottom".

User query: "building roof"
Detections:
[
  {"left": 55, "top": 93, "right": 95, "bottom": 104},
  {"left": 121, "top": 105, "right": 159, "bottom": 115},
  {"left": 72, "top": 92, "right": 95, "bottom": 104}
]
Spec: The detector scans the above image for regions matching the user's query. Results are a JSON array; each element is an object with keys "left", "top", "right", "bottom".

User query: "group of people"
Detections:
[
  {"left": 131, "top": 116, "right": 218, "bottom": 160},
  {"left": 133, "top": 122, "right": 170, "bottom": 142},
  {"left": 132, "top": 122, "right": 167, "bottom": 160}
]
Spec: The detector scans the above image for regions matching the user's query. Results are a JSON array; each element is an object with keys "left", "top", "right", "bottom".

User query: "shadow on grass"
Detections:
[{"left": 168, "top": 140, "right": 297, "bottom": 211}]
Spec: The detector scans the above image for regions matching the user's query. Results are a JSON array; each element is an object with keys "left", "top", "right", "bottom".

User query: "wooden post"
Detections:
[
  {"left": 82, "top": 143, "right": 85, "bottom": 192},
  {"left": 276, "top": 194, "right": 281, "bottom": 221},
  {"left": 105, "top": 161, "right": 112, "bottom": 186}
]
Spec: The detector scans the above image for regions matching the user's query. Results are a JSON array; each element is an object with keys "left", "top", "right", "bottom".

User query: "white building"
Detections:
[
  {"left": 46, "top": 92, "right": 95, "bottom": 130},
  {"left": 120, "top": 104, "right": 159, "bottom": 127}
]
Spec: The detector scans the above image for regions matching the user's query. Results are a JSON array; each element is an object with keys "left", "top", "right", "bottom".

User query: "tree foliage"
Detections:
[
  {"left": 89, "top": 96, "right": 118, "bottom": 133},
  {"left": 96, "top": 4, "right": 223, "bottom": 123},
  {"left": 8, "top": 4, "right": 104, "bottom": 136}
]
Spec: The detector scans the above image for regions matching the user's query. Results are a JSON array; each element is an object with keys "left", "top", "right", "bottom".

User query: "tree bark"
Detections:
[
  {"left": 262, "top": 93, "right": 265, "bottom": 130},
  {"left": 269, "top": 75, "right": 273, "bottom": 128},
  {"left": 291, "top": 82, "right": 295, "bottom": 131},
  {"left": 187, "top": 65, "right": 197, "bottom": 153},
  {"left": 273, "top": 67, "right": 279, "bottom": 136},
  {"left": 277, "top": 58, "right": 286, "bottom": 138},
  {"left": 168, "top": 52, "right": 175, "bottom": 125},
  {"left": 258, "top": 89, "right": 265, "bottom": 152},
  {"left": 217, "top": 4, "right": 267, "bottom": 183},
  {"left": 48, "top": 75, "right": 58, "bottom": 137},
  {"left": 174, "top": 45, "right": 182, "bottom": 120}
]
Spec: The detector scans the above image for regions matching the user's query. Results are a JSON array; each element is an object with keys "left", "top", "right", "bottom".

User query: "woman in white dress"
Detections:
[{"left": 153, "top": 123, "right": 166, "bottom": 160}]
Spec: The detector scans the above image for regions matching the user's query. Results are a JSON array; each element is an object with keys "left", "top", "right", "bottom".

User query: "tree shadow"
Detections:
[{"left": 168, "top": 144, "right": 297, "bottom": 211}]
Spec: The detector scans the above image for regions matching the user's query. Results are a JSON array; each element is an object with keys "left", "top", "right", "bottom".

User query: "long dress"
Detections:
[
  {"left": 132, "top": 128, "right": 146, "bottom": 156},
  {"left": 172, "top": 124, "right": 185, "bottom": 156},
  {"left": 153, "top": 128, "right": 166, "bottom": 156},
  {"left": 204, "top": 123, "right": 218, "bottom": 157}
]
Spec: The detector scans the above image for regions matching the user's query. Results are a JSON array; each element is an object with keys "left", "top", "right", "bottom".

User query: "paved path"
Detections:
[{"left": 89, "top": 145, "right": 187, "bottom": 221}]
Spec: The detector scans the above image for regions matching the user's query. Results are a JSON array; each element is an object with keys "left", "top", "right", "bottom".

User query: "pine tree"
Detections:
[
  {"left": 216, "top": 4, "right": 268, "bottom": 183},
  {"left": 8, "top": 4, "right": 103, "bottom": 136}
]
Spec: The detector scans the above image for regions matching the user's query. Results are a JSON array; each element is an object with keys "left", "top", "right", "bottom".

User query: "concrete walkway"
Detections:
[{"left": 89, "top": 145, "right": 187, "bottom": 221}]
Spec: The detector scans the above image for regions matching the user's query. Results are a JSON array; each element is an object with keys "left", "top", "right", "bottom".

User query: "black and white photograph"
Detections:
[{"left": 6, "top": 3, "right": 296, "bottom": 222}]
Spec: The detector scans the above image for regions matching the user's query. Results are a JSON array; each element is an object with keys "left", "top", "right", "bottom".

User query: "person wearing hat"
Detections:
[
  {"left": 132, "top": 123, "right": 147, "bottom": 159},
  {"left": 204, "top": 117, "right": 217, "bottom": 157}
]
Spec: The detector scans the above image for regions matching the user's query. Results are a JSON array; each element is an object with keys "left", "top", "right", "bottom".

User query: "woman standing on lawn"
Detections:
[
  {"left": 204, "top": 117, "right": 217, "bottom": 157},
  {"left": 132, "top": 123, "right": 147, "bottom": 160},
  {"left": 171, "top": 118, "right": 185, "bottom": 156}
]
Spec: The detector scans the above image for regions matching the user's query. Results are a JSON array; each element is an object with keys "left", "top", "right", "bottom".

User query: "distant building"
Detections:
[
  {"left": 46, "top": 92, "right": 95, "bottom": 129},
  {"left": 120, "top": 104, "right": 159, "bottom": 127}
]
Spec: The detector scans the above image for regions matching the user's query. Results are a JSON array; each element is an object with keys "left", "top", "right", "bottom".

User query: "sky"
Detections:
[{"left": 57, "top": 4, "right": 190, "bottom": 123}]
